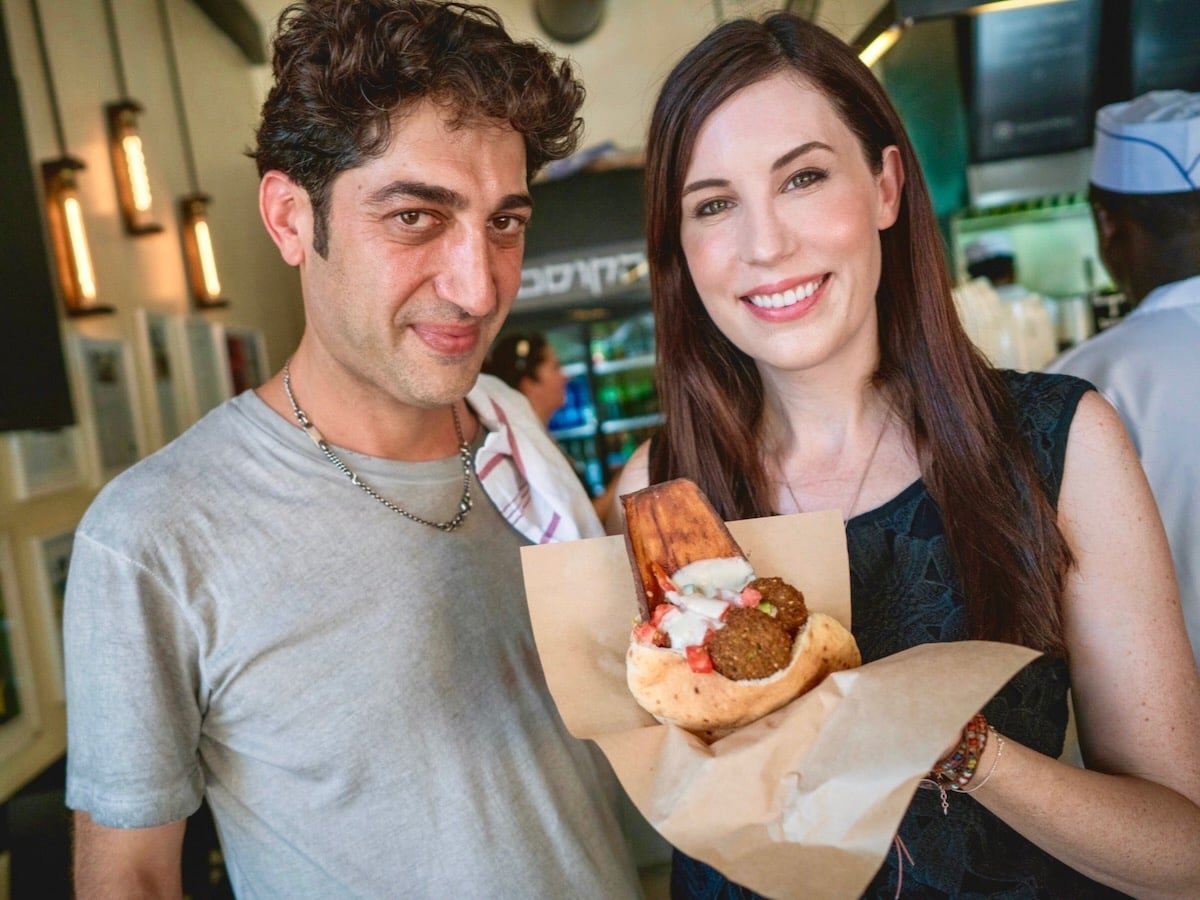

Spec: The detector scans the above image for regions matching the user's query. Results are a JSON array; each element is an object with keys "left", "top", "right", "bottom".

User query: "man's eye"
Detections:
[
  {"left": 397, "top": 210, "right": 427, "bottom": 226},
  {"left": 492, "top": 215, "right": 527, "bottom": 233}
]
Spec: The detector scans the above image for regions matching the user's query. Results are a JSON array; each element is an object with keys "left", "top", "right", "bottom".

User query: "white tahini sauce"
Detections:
[{"left": 655, "top": 556, "right": 756, "bottom": 651}]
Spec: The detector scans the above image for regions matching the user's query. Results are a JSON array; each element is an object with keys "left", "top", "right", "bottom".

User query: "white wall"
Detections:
[{"left": 0, "top": 0, "right": 303, "bottom": 800}]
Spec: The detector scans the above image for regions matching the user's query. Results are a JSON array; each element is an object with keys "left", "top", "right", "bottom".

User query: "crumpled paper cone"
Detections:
[{"left": 521, "top": 509, "right": 1037, "bottom": 899}]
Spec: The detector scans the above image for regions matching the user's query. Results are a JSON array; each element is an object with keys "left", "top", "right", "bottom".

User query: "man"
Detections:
[
  {"left": 964, "top": 231, "right": 1020, "bottom": 292},
  {"left": 1048, "top": 90, "right": 1200, "bottom": 666},
  {"left": 64, "top": 2, "right": 641, "bottom": 896}
]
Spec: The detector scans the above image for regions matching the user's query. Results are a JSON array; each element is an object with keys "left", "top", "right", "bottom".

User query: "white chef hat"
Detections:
[
  {"left": 964, "top": 232, "right": 1014, "bottom": 266},
  {"left": 1091, "top": 90, "right": 1200, "bottom": 194}
]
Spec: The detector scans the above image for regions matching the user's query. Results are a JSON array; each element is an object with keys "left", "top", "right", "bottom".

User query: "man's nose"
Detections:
[{"left": 435, "top": 227, "right": 500, "bottom": 317}]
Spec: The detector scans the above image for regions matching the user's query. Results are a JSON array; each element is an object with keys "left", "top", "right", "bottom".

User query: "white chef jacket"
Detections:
[{"left": 1047, "top": 274, "right": 1200, "bottom": 666}]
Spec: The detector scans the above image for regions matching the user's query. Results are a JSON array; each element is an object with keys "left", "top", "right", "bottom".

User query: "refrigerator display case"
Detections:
[
  {"left": 504, "top": 303, "right": 659, "bottom": 498},
  {"left": 499, "top": 164, "right": 659, "bottom": 496}
]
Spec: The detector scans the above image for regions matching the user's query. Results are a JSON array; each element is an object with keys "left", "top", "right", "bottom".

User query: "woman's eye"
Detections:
[
  {"left": 785, "top": 169, "right": 827, "bottom": 191},
  {"left": 695, "top": 198, "right": 732, "bottom": 218}
]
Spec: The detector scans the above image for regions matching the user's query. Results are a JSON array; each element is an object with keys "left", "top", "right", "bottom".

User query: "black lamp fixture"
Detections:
[
  {"left": 158, "top": 0, "right": 227, "bottom": 309},
  {"left": 103, "top": 0, "right": 162, "bottom": 235},
  {"left": 30, "top": 0, "right": 111, "bottom": 316},
  {"left": 853, "top": 0, "right": 1072, "bottom": 68}
]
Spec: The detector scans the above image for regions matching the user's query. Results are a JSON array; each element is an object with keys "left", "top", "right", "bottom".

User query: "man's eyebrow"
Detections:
[
  {"left": 496, "top": 192, "right": 534, "bottom": 212},
  {"left": 364, "top": 183, "right": 533, "bottom": 214},
  {"left": 682, "top": 141, "right": 835, "bottom": 197},
  {"left": 365, "top": 181, "right": 466, "bottom": 209}
]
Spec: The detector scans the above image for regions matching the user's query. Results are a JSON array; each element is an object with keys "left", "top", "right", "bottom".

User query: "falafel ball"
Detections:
[
  {"left": 708, "top": 607, "right": 795, "bottom": 681},
  {"left": 749, "top": 577, "right": 809, "bottom": 635}
]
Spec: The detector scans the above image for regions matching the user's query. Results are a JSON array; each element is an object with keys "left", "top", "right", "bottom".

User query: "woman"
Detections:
[
  {"left": 484, "top": 332, "right": 570, "bottom": 426},
  {"left": 608, "top": 12, "right": 1200, "bottom": 898},
  {"left": 486, "top": 332, "right": 622, "bottom": 520}
]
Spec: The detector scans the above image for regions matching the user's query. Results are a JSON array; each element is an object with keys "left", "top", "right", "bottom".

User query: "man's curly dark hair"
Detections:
[{"left": 251, "top": 0, "right": 585, "bottom": 256}]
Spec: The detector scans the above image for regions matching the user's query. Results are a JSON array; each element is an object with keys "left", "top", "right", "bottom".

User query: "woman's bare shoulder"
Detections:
[{"left": 603, "top": 440, "right": 652, "bottom": 535}]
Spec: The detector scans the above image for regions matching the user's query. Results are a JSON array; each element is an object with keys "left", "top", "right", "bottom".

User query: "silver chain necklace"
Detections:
[
  {"left": 282, "top": 359, "right": 473, "bottom": 532},
  {"left": 778, "top": 409, "right": 891, "bottom": 524}
]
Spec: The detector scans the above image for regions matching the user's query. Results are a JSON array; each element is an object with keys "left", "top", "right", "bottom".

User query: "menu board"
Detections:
[
  {"left": 966, "top": 0, "right": 1101, "bottom": 162},
  {"left": 1132, "top": 0, "right": 1200, "bottom": 94}
]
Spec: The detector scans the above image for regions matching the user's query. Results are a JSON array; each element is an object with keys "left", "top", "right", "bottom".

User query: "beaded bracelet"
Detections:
[
  {"left": 930, "top": 712, "right": 989, "bottom": 791},
  {"left": 919, "top": 712, "right": 991, "bottom": 815}
]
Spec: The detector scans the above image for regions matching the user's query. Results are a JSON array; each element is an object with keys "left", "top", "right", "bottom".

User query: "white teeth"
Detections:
[{"left": 747, "top": 277, "right": 823, "bottom": 309}]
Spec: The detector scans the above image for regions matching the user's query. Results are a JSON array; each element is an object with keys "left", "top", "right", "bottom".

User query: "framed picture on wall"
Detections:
[
  {"left": 134, "top": 308, "right": 188, "bottom": 448},
  {"left": 67, "top": 332, "right": 145, "bottom": 485},
  {"left": 27, "top": 528, "right": 74, "bottom": 702},
  {"left": 224, "top": 327, "right": 269, "bottom": 394},
  {"left": 183, "top": 317, "right": 233, "bottom": 419},
  {"left": 0, "top": 534, "right": 42, "bottom": 771},
  {"left": 6, "top": 427, "right": 85, "bottom": 500}
]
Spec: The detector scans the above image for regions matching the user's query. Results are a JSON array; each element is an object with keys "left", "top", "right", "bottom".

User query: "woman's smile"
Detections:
[{"left": 742, "top": 272, "right": 830, "bottom": 318}]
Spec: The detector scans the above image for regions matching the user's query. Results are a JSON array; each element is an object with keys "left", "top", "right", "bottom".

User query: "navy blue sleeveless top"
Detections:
[{"left": 670, "top": 371, "right": 1132, "bottom": 899}]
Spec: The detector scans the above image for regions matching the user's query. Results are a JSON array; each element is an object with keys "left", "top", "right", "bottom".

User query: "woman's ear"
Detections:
[
  {"left": 876, "top": 145, "right": 905, "bottom": 230},
  {"left": 259, "top": 170, "right": 311, "bottom": 267}
]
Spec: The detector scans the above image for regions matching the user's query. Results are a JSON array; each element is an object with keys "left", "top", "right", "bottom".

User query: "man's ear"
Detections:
[
  {"left": 259, "top": 170, "right": 311, "bottom": 267},
  {"left": 1091, "top": 201, "right": 1126, "bottom": 265},
  {"left": 1092, "top": 201, "right": 1118, "bottom": 246}
]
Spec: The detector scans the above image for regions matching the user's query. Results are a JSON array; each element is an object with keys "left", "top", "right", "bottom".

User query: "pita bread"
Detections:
[{"left": 627, "top": 612, "right": 861, "bottom": 741}]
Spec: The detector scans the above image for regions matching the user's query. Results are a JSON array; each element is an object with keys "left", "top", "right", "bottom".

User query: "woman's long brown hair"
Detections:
[{"left": 644, "top": 13, "right": 1069, "bottom": 655}]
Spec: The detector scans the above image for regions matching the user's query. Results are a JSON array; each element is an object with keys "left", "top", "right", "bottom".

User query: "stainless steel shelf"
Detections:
[
  {"left": 599, "top": 412, "right": 663, "bottom": 434},
  {"left": 549, "top": 422, "right": 598, "bottom": 439},
  {"left": 592, "top": 353, "right": 655, "bottom": 376}
]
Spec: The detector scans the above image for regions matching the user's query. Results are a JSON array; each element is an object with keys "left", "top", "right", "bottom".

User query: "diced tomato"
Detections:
[
  {"left": 739, "top": 586, "right": 762, "bottom": 607},
  {"left": 651, "top": 603, "right": 676, "bottom": 628},
  {"left": 633, "top": 622, "right": 660, "bottom": 645},
  {"left": 650, "top": 561, "right": 677, "bottom": 595},
  {"left": 686, "top": 644, "right": 714, "bottom": 674}
]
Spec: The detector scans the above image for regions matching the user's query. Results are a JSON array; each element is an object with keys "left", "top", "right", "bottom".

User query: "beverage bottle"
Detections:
[{"left": 599, "top": 378, "right": 624, "bottom": 421}]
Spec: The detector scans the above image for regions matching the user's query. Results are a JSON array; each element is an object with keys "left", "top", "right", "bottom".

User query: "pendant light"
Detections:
[
  {"left": 30, "top": 0, "right": 111, "bottom": 316},
  {"left": 158, "top": 0, "right": 227, "bottom": 308},
  {"left": 103, "top": 0, "right": 162, "bottom": 235}
]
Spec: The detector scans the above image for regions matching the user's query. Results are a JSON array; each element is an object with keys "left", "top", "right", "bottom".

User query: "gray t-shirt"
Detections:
[{"left": 65, "top": 391, "right": 640, "bottom": 899}]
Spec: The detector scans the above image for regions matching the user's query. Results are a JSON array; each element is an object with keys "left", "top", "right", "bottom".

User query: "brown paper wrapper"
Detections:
[{"left": 521, "top": 509, "right": 1038, "bottom": 899}]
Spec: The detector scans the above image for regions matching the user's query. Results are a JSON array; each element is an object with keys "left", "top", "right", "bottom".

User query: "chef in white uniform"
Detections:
[{"left": 1048, "top": 91, "right": 1200, "bottom": 666}]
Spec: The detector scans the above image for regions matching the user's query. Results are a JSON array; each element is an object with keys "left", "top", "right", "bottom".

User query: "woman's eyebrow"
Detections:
[
  {"left": 771, "top": 141, "right": 834, "bottom": 172},
  {"left": 682, "top": 141, "right": 835, "bottom": 197}
]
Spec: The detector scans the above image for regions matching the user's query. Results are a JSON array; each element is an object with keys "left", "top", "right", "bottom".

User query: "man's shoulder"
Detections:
[
  {"left": 77, "top": 397, "right": 256, "bottom": 545},
  {"left": 1046, "top": 319, "right": 1152, "bottom": 379}
]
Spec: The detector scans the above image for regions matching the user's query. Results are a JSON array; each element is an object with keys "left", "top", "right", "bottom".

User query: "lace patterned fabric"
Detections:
[{"left": 671, "top": 371, "right": 1132, "bottom": 899}]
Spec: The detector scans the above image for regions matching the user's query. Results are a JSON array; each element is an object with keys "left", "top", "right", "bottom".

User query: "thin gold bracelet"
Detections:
[{"left": 960, "top": 728, "right": 1005, "bottom": 795}]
